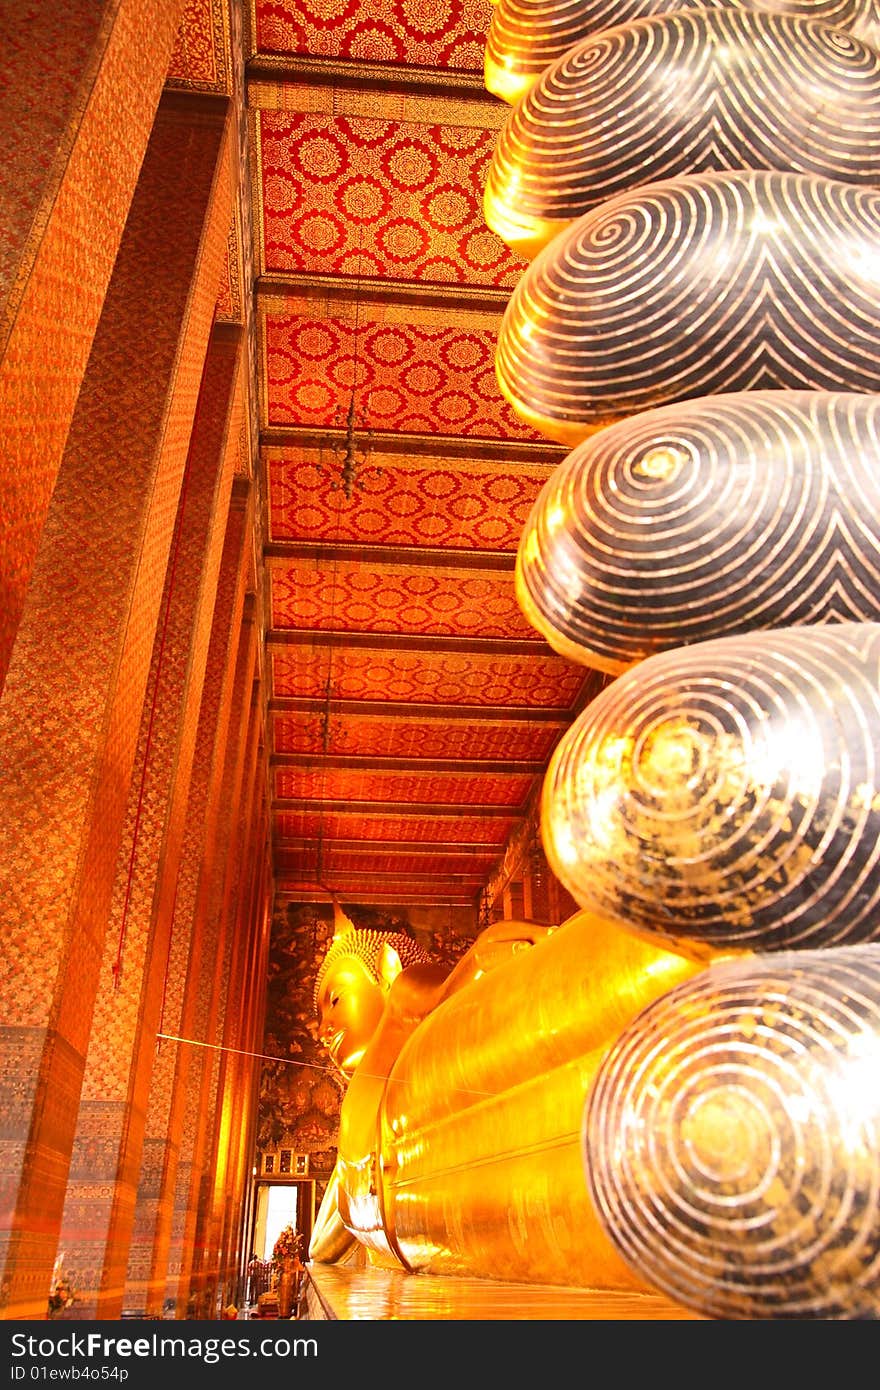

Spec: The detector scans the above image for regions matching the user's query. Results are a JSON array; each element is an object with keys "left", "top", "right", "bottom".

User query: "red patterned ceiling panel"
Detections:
[
  {"left": 269, "top": 557, "right": 539, "bottom": 640},
  {"left": 271, "top": 710, "right": 564, "bottom": 760},
  {"left": 266, "top": 448, "right": 554, "bottom": 549},
  {"left": 261, "top": 298, "right": 542, "bottom": 440},
  {"left": 254, "top": 0, "right": 490, "bottom": 68},
  {"left": 274, "top": 810, "right": 515, "bottom": 842},
  {"left": 274, "top": 766, "right": 535, "bottom": 804},
  {"left": 270, "top": 646, "right": 587, "bottom": 707},
  {"left": 259, "top": 110, "right": 523, "bottom": 287}
]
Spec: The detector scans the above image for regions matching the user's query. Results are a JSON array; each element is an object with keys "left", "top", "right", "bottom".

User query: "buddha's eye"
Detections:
[{"left": 330, "top": 993, "right": 340, "bottom": 1008}]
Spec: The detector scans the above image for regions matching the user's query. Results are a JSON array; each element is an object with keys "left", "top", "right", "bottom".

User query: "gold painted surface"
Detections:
[
  {"left": 543, "top": 621, "right": 880, "bottom": 954},
  {"left": 310, "top": 908, "right": 708, "bottom": 1292},
  {"left": 586, "top": 944, "right": 880, "bottom": 1319},
  {"left": 304, "top": 1260, "right": 707, "bottom": 1318},
  {"left": 515, "top": 390, "right": 880, "bottom": 674},
  {"left": 484, "top": 10, "right": 880, "bottom": 260},
  {"left": 480, "top": 0, "right": 880, "bottom": 1328}
]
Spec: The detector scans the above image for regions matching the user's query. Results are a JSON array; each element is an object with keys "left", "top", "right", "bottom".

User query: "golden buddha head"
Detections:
[{"left": 314, "top": 899, "right": 431, "bottom": 1077}]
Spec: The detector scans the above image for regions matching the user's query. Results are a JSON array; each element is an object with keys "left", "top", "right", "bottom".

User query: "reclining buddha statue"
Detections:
[
  {"left": 308, "top": 894, "right": 710, "bottom": 1291},
  {"left": 308, "top": 626, "right": 880, "bottom": 1320},
  {"left": 304, "top": 0, "right": 880, "bottom": 1318}
]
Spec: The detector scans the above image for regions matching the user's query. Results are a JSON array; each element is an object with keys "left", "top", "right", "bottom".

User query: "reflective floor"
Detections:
[{"left": 303, "top": 1263, "right": 705, "bottom": 1321}]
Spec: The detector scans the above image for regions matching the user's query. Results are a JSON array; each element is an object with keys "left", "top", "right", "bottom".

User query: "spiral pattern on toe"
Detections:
[
  {"left": 485, "top": 0, "right": 880, "bottom": 103},
  {"left": 542, "top": 621, "right": 880, "bottom": 952},
  {"left": 515, "top": 391, "right": 880, "bottom": 673},
  {"left": 485, "top": 11, "right": 880, "bottom": 259},
  {"left": 584, "top": 945, "right": 880, "bottom": 1319},
  {"left": 496, "top": 171, "right": 880, "bottom": 446}
]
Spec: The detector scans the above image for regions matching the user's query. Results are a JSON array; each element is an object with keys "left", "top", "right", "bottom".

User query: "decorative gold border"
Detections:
[
  {"left": 248, "top": 52, "right": 491, "bottom": 95},
  {"left": 248, "top": 74, "right": 507, "bottom": 128}
]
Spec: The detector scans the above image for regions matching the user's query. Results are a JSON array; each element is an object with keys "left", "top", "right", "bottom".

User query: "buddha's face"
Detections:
[{"left": 316, "top": 955, "right": 387, "bottom": 1077}]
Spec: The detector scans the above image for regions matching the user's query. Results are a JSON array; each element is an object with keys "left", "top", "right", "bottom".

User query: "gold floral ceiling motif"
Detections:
[{"left": 252, "top": 0, "right": 491, "bottom": 69}]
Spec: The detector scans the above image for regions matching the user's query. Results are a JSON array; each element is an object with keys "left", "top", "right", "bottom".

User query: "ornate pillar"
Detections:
[
  {"left": 128, "top": 486, "right": 252, "bottom": 1316},
  {"left": 193, "top": 686, "right": 269, "bottom": 1316},
  {"left": 0, "top": 87, "right": 230, "bottom": 1320},
  {"left": 0, "top": 0, "right": 186, "bottom": 688},
  {"left": 220, "top": 833, "right": 273, "bottom": 1307},
  {"left": 57, "top": 324, "right": 244, "bottom": 1319},
  {"left": 171, "top": 599, "right": 259, "bottom": 1318}
]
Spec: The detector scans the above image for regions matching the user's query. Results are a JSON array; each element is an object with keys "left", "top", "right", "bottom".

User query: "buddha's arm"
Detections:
[
  {"left": 437, "top": 919, "right": 557, "bottom": 1002},
  {"left": 309, "top": 1163, "right": 357, "bottom": 1263}
]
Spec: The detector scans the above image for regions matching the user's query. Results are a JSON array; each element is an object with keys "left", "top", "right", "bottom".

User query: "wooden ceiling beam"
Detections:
[
  {"left": 269, "top": 753, "right": 544, "bottom": 774},
  {"left": 276, "top": 864, "right": 488, "bottom": 878},
  {"left": 246, "top": 54, "right": 495, "bottom": 99},
  {"left": 267, "top": 696, "right": 573, "bottom": 723},
  {"left": 272, "top": 799, "right": 525, "bottom": 817},
  {"left": 257, "top": 272, "right": 510, "bottom": 313},
  {"left": 266, "top": 629, "right": 555, "bottom": 657},
  {"left": 274, "top": 839, "right": 501, "bottom": 856},
  {"left": 276, "top": 887, "right": 480, "bottom": 905},
  {"left": 263, "top": 541, "right": 516, "bottom": 572},
  {"left": 259, "top": 425, "right": 563, "bottom": 463}
]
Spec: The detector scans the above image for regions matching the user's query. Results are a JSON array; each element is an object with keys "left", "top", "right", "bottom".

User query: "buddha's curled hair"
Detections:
[{"left": 313, "top": 923, "right": 432, "bottom": 1013}]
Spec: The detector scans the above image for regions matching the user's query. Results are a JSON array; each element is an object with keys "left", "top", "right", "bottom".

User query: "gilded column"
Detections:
[
  {"left": 128, "top": 488, "right": 252, "bottom": 1317},
  {"left": 57, "top": 325, "right": 243, "bottom": 1319},
  {"left": 0, "top": 91, "right": 230, "bottom": 1320},
  {"left": 221, "top": 831, "right": 273, "bottom": 1306},
  {"left": 0, "top": 0, "right": 186, "bottom": 688},
  {"left": 195, "top": 688, "right": 269, "bottom": 1315},
  {"left": 171, "top": 603, "right": 259, "bottom": 1319}
]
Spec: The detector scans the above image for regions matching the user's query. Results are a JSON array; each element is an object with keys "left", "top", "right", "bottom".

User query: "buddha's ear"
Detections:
[{"left": 378, "top": 942, "right": 402, "bottom": 993}]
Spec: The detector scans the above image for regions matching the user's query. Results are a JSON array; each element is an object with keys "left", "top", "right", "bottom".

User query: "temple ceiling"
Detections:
[{"left": 173, "top": 0, "right": 600, "bottom": 910}]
